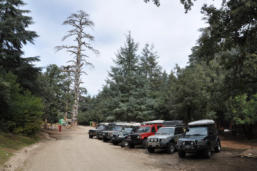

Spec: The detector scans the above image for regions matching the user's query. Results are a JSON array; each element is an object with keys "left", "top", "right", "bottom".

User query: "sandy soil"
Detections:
[
  {"left": 9, "top": 126, "right": 257, "bottom": 171},
  {"left": 22, "top": 126, "right": 158, "bottom": 171}
]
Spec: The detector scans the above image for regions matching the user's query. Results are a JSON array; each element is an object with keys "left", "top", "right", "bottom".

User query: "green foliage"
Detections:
[
  {"left": 39, "top": 65, "right": 73, "bottom": 123},
  {"left": 0, "top": 0, "right": 40, "bottom": 94},
  {"left": 228, "top": 94, "right": 257, "bottom": 125},
  {"left": 0, "top": 72, "right": 43, "bottom": 135}
]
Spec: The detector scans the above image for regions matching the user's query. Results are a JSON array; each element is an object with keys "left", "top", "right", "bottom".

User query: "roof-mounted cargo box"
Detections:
[
  {"left": 143, "top": 120, "right": 164, "bottom": 125},
  {"left": 188, "top": 119, "right": 215, "bottom": 126}
]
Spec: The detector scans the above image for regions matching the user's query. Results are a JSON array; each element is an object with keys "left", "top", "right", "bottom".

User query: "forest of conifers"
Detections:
[{"left": 0, "top": 0, "right": 256, "bottom": 138}]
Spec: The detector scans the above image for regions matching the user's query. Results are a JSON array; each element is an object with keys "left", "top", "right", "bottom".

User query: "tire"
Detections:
[
  {"left": 89, "top": 135, "right": 93, "bottom": 139},
  {"left": 112, "top": 141, "right": 118, "bottom": 145},
  {"left": 147, "top": 147, "right": 155, "bottom": 153},
  {"left": 204, "top": 148, "right": 212, "bottom": 158},
  {"left": 103, "top": 137, "right": 108, "bottom": 142},
  {"left": 129, "top": 143, "right": 135, "bottom": 148},
  {"left": 215, "top": 140, "right": 221, "bottom": 153},
  {"left": 121, "top": 140, "right": 129, "bottom": 148},
  {"left": 167, "top": 143, "right": 176, "bottom": 154},
  {"left": 178, "top": 151, "right": 185, "bottom": 158}
]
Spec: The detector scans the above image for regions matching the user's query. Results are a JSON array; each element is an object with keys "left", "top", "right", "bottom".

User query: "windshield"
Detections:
[
  {"left": 124, "top": 128, "right": 133, "bottom": 133},
  {"left": 96, "top": 125, "right": 105, "bottom": 130},
  {"left": 136, "top": 126, "right": 150, "bottom": 133},
  {"left": 186, "top": 127, "right": 207, "bottom": 136},
  {"left": 113, "top": 126, "right": 122, "bottom": 131},
  {"left": 156, "top": 127, "right": 174, "bottom": 135}
]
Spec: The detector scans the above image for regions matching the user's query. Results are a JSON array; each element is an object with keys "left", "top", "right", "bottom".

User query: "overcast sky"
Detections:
[{"left": 23, "top": 0, "right": 221, "bottom": 96}]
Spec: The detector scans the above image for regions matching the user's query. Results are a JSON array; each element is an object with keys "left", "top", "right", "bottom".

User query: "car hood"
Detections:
[
  {"left": 103, "top": 130, "right": 119, "bottom": 133},
  {"left": 179, "top": 135, "right": 206, "bottom": 141},
  {"left": 148, "top": 134, "right": 172, "bottom": 139}
]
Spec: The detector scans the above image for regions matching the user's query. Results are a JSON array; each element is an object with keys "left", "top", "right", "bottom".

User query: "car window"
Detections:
[
  {"left": 136, "top": 126, "right": 151, "bottom": 133},
  {"left": 97, "top": 125, "right": 105, "bottom": 130},
  {"left": 175, "top": 127, "right": 183, "bottom": 134},
  {"left": 113, "top": 126, "right": 122, "bottom": 131},
  {"left": 156, "top": 127, "right": 174, "bottom": 135},
  {"left": 186, "top": 127, "right": 208, "bottom": 136},
  {"left": 124, "top": 128, "right": 133, "bottom": 133}
]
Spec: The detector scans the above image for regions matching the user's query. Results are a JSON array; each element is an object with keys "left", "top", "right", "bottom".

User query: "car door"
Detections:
[
  {"left": 208, "top": 125, "right": 216, "bottom": 149},
  {"left": 174, "top": 127, "right": 182, "bottom": 142}
]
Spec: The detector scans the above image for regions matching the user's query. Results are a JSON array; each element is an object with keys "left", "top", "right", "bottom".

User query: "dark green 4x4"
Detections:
[{"left": 176, "top": 119, "right": 221, "bottom": 158}]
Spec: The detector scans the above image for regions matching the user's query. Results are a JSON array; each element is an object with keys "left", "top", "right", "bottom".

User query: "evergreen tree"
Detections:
[
  {"left": 108, "top": 33, "right": 139, "bottom": 121},
  {"left": 0, "top": 0, "right": 40, "bottom": 93}
]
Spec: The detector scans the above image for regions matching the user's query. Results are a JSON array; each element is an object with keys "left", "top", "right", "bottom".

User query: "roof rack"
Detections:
[
  {"left": 163, "top": 120, "right": 184, "bottom": 127},
  {"left": 188, "top": 119, "right": 215, "bottom": 126}
]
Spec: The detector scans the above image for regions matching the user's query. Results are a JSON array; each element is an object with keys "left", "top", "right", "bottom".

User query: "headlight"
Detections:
[
  {"left": 191, "top": 141, "right": 194, "bottom": 145},
  {"left": 137, "top": 135, "right": 140, "bottom": 139}
]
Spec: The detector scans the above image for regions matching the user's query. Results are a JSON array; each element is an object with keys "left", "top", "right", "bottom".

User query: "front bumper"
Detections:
[
  {"left": 89, "top": 131, "right": 97, "bottom": 136},
  {"left": 147, "top": 141, "right": 169, "bottom": 149},
  {"left": 125, "top": 138, "right": 143, "bottom": 145},
  {"left": 111, "top": 136, "right": 124, "bottom": 144},
  {"left": 97, "top": 132, "right": 103, "bottom": 139},
  {"left": 176, "top": 144, "right": 208, "bottom": 153}
]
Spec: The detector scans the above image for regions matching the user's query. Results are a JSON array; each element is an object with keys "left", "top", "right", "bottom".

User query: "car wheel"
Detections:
[
  {"left": 103, "top": 138, "right": 108, "bottom": 142},
  {"left": 167, "top": 143, "right": 176, "bottom": 154},
  {"left": 120, "top": 140, "right": 126, "bottom": 147},
  {"left": 129, "top": 143, "right": 135, "bottom": 148},
  {"left": 215, "top": 140, "right": 221, "bottom": 152},
  {"left": 178, "top": 151, "right": 185, "bottom": 158},
  {"left": 89, "top": 135, "right": 93, "bottom": 139},
  {"left": 112, "top": 141, "right": 118, "bottom": 145},
  {"left": 204, "top": 148, "right": 212, "bottom": 158},
  {"left": 147, "top": 147, "right": 155, "bottom": 153}
]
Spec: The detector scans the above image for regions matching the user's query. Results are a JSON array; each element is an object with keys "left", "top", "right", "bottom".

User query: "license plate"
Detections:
[
  {"left": 150, "top": 142, "right": 159, "bottom": 147},
  {"left": 185, "top": 145, "right": 191, "bottom": 149}
]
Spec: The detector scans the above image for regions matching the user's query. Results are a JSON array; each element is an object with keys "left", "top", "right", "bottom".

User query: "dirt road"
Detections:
[{"left": 21, "top": 126, "right": 257, "bottom": 171}]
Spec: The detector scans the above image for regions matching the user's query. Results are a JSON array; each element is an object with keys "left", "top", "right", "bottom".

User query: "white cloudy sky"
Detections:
[{"left": 23, "top": 0, "right": 221, "bottom": 96}]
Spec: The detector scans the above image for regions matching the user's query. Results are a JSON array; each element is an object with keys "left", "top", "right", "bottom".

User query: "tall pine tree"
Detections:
[{"left": 0, "top": 0, "right": 40, "bottom": 93}]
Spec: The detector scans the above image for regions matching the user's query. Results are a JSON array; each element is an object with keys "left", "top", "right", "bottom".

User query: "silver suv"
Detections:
[{"left": 147, "top": 121, "right": 185, "bottom": 153}]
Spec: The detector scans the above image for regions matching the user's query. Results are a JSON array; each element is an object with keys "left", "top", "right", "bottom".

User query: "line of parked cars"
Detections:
[{"left": 88, "top": 119, "right": 221, "bottom": 158}]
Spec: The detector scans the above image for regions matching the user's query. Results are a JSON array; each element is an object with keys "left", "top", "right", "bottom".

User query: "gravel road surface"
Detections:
[{"left": 21, "top": 126, "right": 257, "bottom": 171}]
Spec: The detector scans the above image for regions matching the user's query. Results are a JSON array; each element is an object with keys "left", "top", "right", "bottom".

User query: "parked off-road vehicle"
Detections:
[
  {"left": 125, "top": 120, "right": 164, "bottom": 148},
  {"left": 96, "top": 123, "right": 112, "bottom": 139},
  {"left": 177, "top": 119, "right": 221, "bottom": 158},
  {"left": 102, "top": 123, "right": 126, "bottom": 142},
  {"left": 111, "top": 124, "right": 140, "bottom": 146},
  {"left": 147, "top": 121, "right": 185, "bottom": 153},
  {"left": 88, "top": 123, "right": 108, "bottom": 138}
]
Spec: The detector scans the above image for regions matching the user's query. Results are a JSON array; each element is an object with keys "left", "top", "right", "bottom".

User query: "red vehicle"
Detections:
[{"left": 124, "top": 120, "right": 163, "bottom": 148}]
